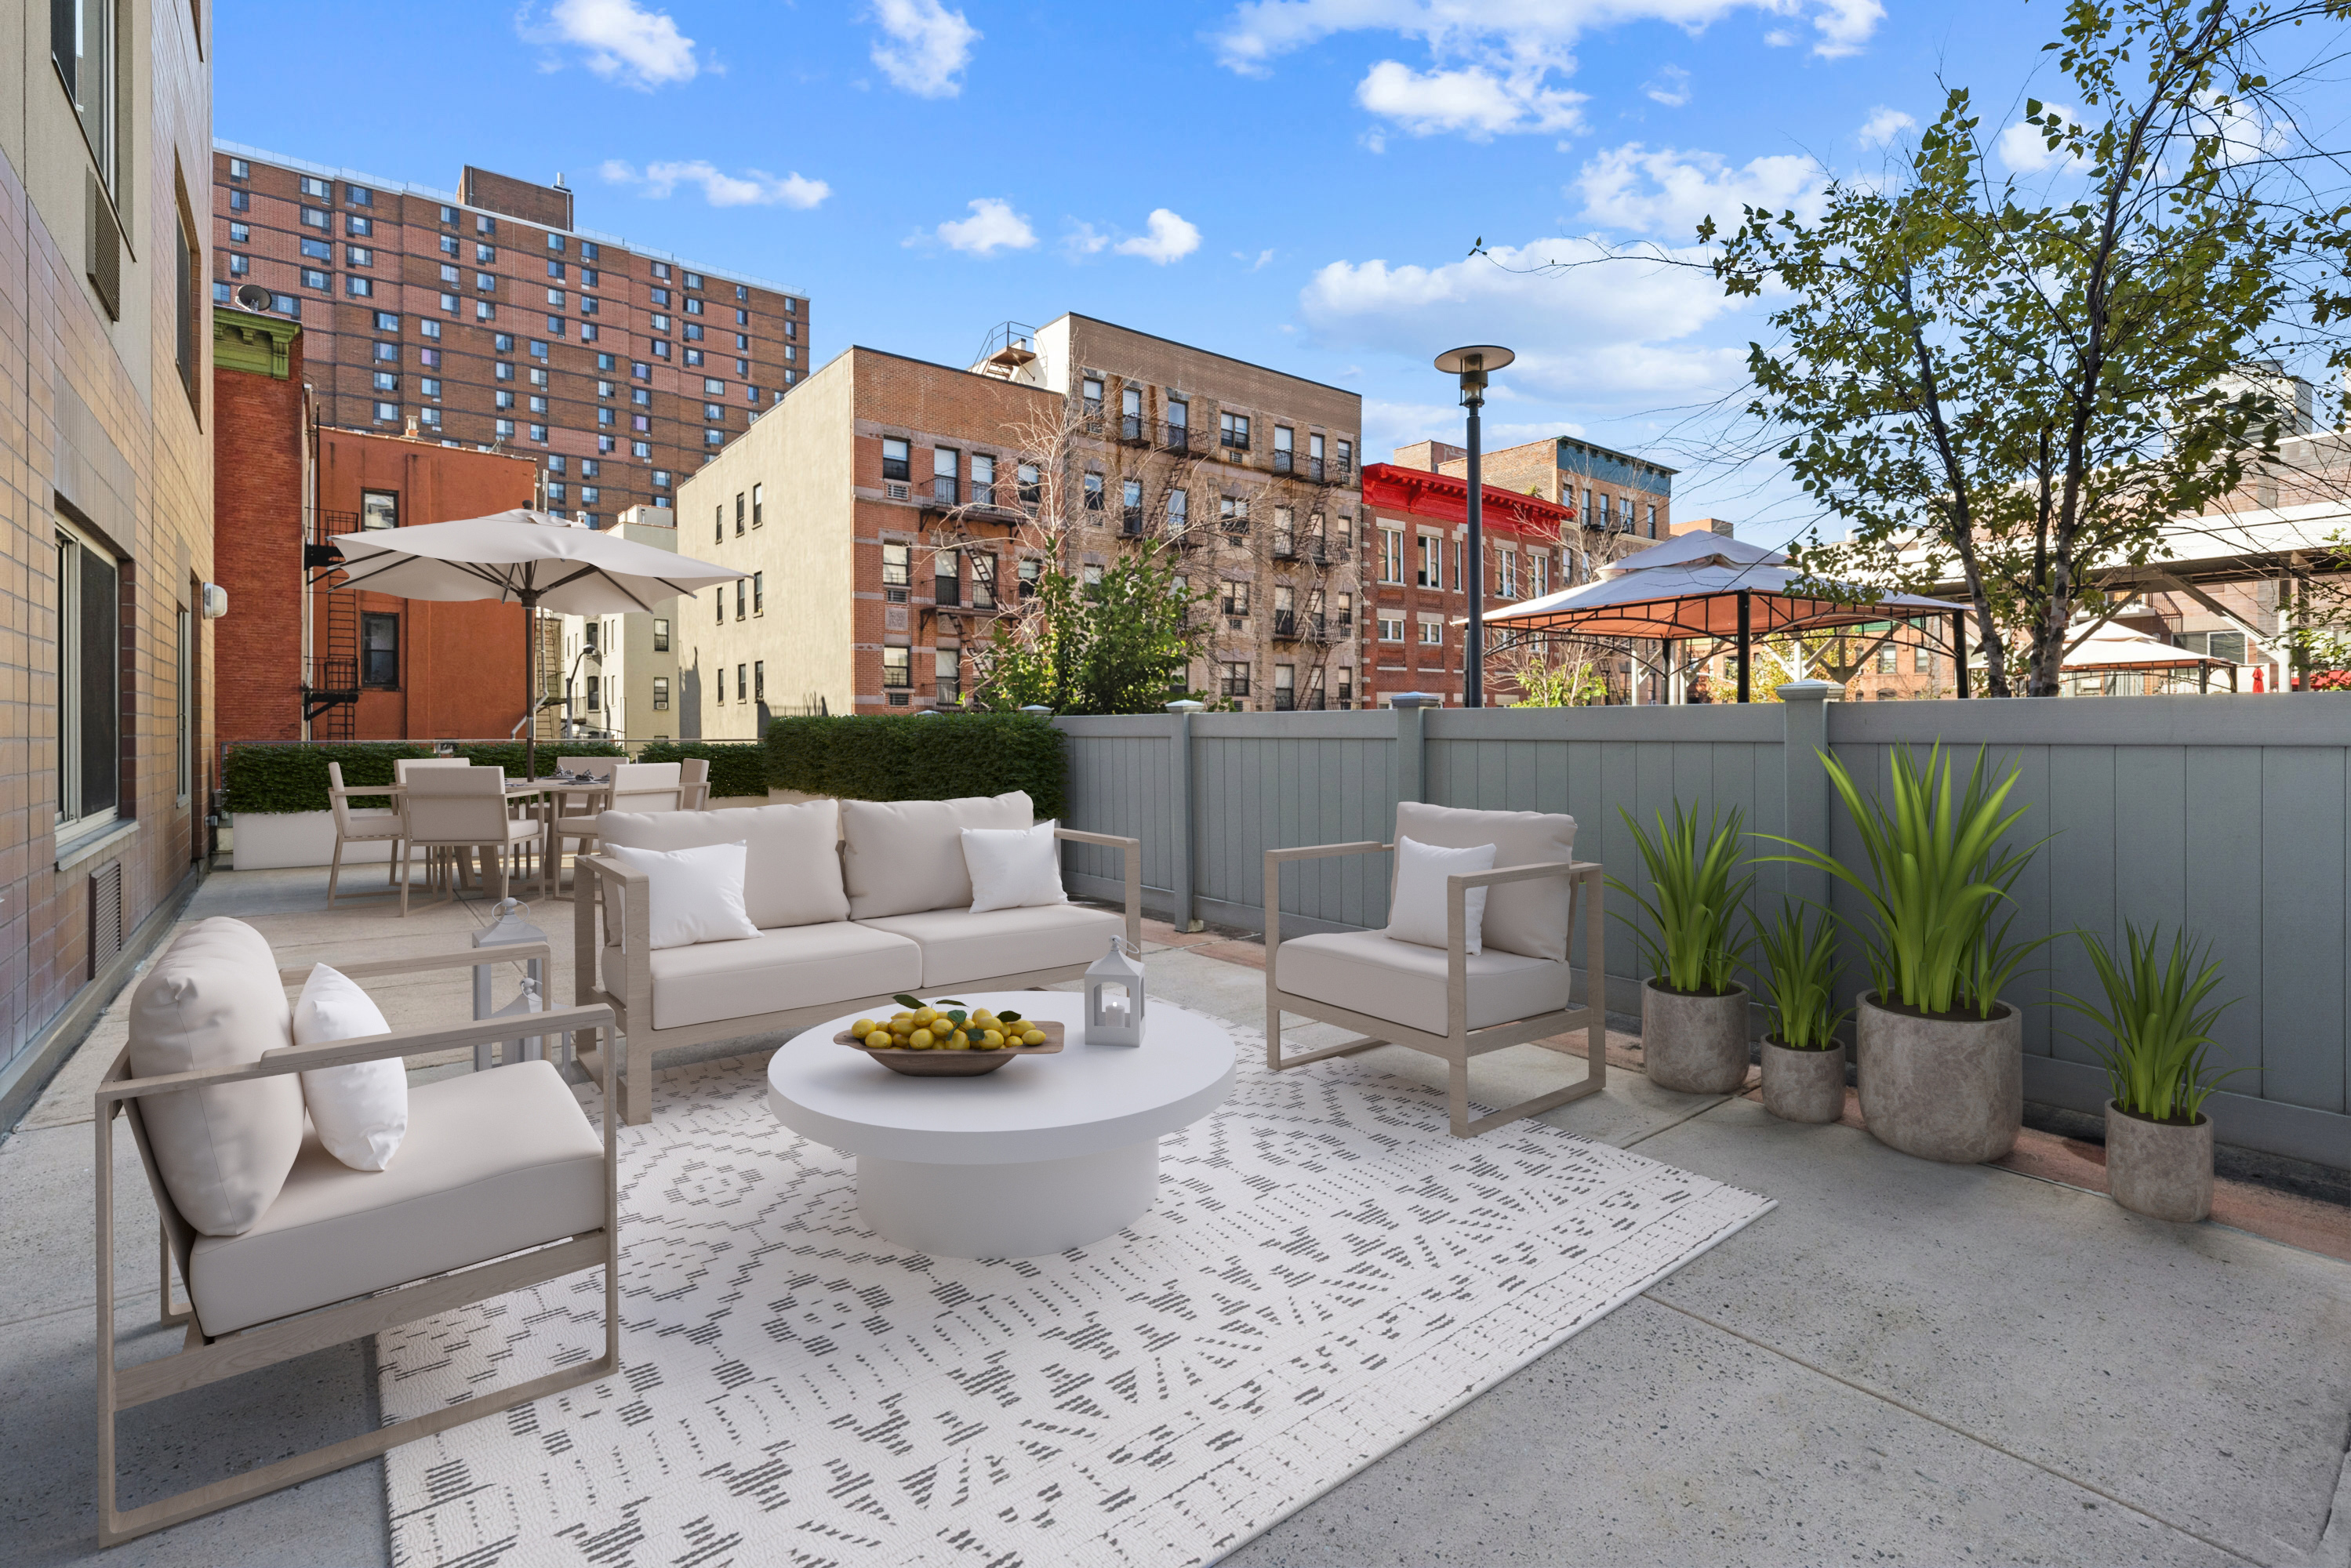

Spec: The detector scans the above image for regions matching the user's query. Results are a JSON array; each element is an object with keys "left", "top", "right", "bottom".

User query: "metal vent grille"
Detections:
[
  {"left": 89, "top": 860, "right": 123, "bottom": 977},
  {"left": 87, "top": 174, "right": 122, "bottom": 321},
  {"left": 885, "top": 482, "right": 909, "bottom": 500}
]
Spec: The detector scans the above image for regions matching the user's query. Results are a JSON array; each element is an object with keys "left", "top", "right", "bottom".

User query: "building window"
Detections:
[
  {"left": 1417, "top": 535, "right": 1440, "bottom": 588},
  {"left": 419, "top": 407, "right": 440, "bottom": 427},
  {"left": 1498, "top": 550, "right": 1517, "bottom": 597},
  {"left": 1530, "top": 552, "right": 1549, "bottom": 597},
  {"left": 735, "top": 579, "right": 747, "bottom": 620},
  {"left": 300, "top": 269, "right": 329, "bottom": 291},
  {"left": 361, "top": 612, "right": 399, "bottom": 687},
  {"left": 653, "top": 469, "right": 671, "bottom": 488},
  {"left": 705, "top": 429, "right": 724, "bottom": 448},
  {"left": 752, "top": 572, "right": 765, "bottom": 615},
  {"left": 495, "top": 418, "right": 514, "bottom": 438},
  {"left": 1168, "top": 488, "right": 1188, "bottom": 532},
  {"left": 1220, "top": 411, "right": 1251, "bottom": 451},
  {"left": 1420, "top": 618, "right": 1443, "bottom": 647},
  {"left": 1019, "top": 557, "right": 1043, "bottom": 597},
  {"left": 1379, "top": 612, "right": 1404, "bottom": 642},
  {"left": 1877, "top": 644, "right": 1899, "bottom": 675},
  {"left": 1018, "top": 463, "right": 1041, "bottom": 510},
  {"left": 652, "top": 617, "right": 670, "bottom": 653},
  {"left": 1223, "top": 580, "right": 1250, "bottom": 617},
  {"left": 374, "top": 401, "right": 398, "bottom": 423},
  {"left": 1648, "top": 503, "right": 1659, "bottom": 537},
  {"left": 372, "top": 370, "right": 398, "bottom": 393},
  {"left": 934, "top": 446, "right": 959, "bottom": 505},
  {"left": 1221, "top": 661, "right": 1251, "bottom": 698},
  {"left": 228, "top": 188, "right": 249, "bottom": 212},
  {"left": 883, "top": 542, "right": 910, "bottom": 601},
  {"left": 299, "top": 237, "right": 332, "bottom": 263},
  {"left": 1381, "top": 528, "right": 1404, "bottom": 584},
  {"left": 882, "top": 646, "right": 910, "bottom": 690},
  {"left": 55, "top": 524, "right": 119, "bottom": 834},
  {"left": 754, "top": 660, "right": 765, "bottom": 702},
  {"left": 751, "top": 482, "right": 765, "bottom": 527},
  {"left": 652, "top": 676, "right": 670, "bottom": 710},
  {"left": 228, "top": 252, "right": 249, "bottom": 277},
  {"left": 1084, "top": 472, "right": 1104, "bottom": 512}
]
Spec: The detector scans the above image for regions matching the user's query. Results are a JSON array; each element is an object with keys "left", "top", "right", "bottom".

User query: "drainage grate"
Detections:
[{"left": 89, "top": 860, "right": 122, "bottom": 977}]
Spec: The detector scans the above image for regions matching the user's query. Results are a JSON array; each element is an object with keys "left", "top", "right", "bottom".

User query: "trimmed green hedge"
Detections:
[
  {"left": 765, "top": 714, "right": 1065, "bottom": 821},
  {"left": 223, "top": 740, "right": 628, "bottom": 815},
  {"left": 638, "top": 741, "right": 769, "bottom": 799}
]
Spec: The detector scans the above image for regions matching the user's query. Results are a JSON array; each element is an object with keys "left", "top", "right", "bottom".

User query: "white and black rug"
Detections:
[{"left": 380, "top": 1017, "right": 1771, "bottom": 1567}]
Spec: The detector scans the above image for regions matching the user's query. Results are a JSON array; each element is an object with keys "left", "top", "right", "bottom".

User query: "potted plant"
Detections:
[
  {"left": 2057, "top": 924, "right": 2239, "bottom": 1221},
  {"left": 1751, "top": 898, "right": 1849, "bottom": 1123},
  {"left": 1612, "top": 803, "right": 1753, "bottom": 1094},
  {"left": 1764, "top": 745, "right": 2048, "bottom": 1163}
]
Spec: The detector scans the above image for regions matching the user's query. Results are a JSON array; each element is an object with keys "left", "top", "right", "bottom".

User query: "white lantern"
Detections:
[{"left": 1083, "top": 935, "right": 1145, "bottom": 1047}]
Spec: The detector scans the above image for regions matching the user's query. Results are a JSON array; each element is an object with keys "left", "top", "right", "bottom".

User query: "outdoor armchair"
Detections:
[
  {"left": 1264, "top": 801, "right": 1607, "bottom": 1137},
  {"left": 323, "top": 760, "right": 404, "bottom": 906},
  {"left": 94, "top": 927, "right": 621, "bottom": 1546}
]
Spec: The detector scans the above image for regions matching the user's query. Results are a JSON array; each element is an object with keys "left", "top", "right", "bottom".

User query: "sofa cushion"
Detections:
[
  {"left": 292, "top": 964, "right": 408, "bottom": 1173},
  {"left": 1393, "top": 802, "right": 1579, "bottom": 962},
  {"left": 857, "top": 902, "right": 1123, "bottom": 989},
  {"left": 841, "top": 792, "right": 1034, "bottom": 920},
  {"left": 1385, "top": 836, "right": 1498, "bottom": 955},
  {"left": 1275, "top": 928, "right": 1570, "bottom": 1037},
  {"left": 645, "top": 922, "right": 921, "bottom": 1030},
  {"left": 186, "top": 1058, "right": 603, "bottom": 1337},
  {"left": 125, "top": 918, "right": 304, "bottom": 1237},
  {"left": 598, "top": 800, "right": 848, "bottom": 929},
  {"left": 601, "top": 840, "right": 761, "bottom": 949}
]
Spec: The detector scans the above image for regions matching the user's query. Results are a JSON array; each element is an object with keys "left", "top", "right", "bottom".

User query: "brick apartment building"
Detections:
[
  {"left": 678, "top": 315, "right": 1366, "bottom": 725},
  {"left": 212, "top": 305, "right": 540, "bottom": 742},
  {"left": 1358, "top": 462, "right": 1579, "bottom": 706},
  {"left": 1395, "top": 434, "right": 1676, "bottom": 550},
  {"left": 0, "top": 5, "right": 216, "bottom": 1123},
  {"left": 209, "top": 145, "right": 811, "bottom": 526}
]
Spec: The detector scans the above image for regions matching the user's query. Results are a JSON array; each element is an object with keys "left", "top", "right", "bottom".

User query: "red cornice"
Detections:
[{"left": 1360, "top": 462, "right": 1577, "bottom": 535}]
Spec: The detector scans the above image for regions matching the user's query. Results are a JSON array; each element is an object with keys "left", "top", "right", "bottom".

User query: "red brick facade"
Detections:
[{"left": 212, "top": 313, "right": 308, "bottom": 741}]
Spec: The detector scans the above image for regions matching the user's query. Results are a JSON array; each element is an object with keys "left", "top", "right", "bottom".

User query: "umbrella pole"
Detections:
[{"left": 522, "top": 590, "right": 540, "bottom": 782}]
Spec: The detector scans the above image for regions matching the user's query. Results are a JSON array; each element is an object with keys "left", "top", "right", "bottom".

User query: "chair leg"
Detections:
[
  {"left": 494, "top": 844, "right": 511, "bottom": 903},
  {"left": 1447, "top": 1048, "right": 1474, "bottom": 1138},
  {"left": 399, "top": 841, "right": 413, "bottom": 918},
  {"left": 387, "top": 840, "right": 403, "bottom": 885},
  {"left": 325, "top": 838, "right": 344, "bottom": 908}
]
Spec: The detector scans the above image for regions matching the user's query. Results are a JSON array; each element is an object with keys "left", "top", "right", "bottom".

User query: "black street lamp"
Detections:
[{"left": 1434, "top": 344, "right": 1514, "bottom": 707}]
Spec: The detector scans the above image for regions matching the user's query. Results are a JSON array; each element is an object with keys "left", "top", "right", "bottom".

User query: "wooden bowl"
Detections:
[{"left": 834, "top": 1018, "right": 1066, "bottom": 1076}]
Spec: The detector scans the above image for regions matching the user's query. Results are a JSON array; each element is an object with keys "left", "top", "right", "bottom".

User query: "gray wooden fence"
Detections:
[{"left": 1055, "top": 693, "right": 2351, "bottom": 1170}]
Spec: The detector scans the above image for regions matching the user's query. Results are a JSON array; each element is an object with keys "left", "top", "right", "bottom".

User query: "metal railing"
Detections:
[{"left": 1161, "top": 422, "right": 1194, "bottom": 453}]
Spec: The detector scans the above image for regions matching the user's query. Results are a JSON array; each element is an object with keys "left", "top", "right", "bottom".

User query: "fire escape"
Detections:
[
  {"left": 1269, "top": 448, "right": 1355, "bottom": 710},
  {"left": 302, "top": 509, "right": 365, "bottom": 738}
]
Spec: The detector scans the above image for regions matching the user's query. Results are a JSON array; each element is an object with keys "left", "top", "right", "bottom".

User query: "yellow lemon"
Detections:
[
  {"left": 910, "top": 1007, "right": 932, "bottom": 1025},
  {"left": 1020, "top": 1029, "right": 1046, "bottom": 1046},
  {"left": 909, "top": 1028, "right": 934, "bottom": 1048},
  {"left": 864, "top": 1030, "right": 892, "bottom": 1048},
  {"left": 972, "top": 1009, "right": 996, "bottom": 1025},
  {"left": 982, "top": 1029, "right": 1005, "bottom": 1047},
  {"left": 851, "top": 1018, "right": 877, "bottom": 1038}
]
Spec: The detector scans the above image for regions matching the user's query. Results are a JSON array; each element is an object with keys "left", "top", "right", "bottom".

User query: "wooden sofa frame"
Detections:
[
  {"left": 573, "top": 827, "right": 1143, "bottom": 1123},
  {"left": 96, "top": 941, "right": 621, "bottom": 1547},
  {"left": 1265, "top": 843, "right": 1608, "bottom": 1137}
]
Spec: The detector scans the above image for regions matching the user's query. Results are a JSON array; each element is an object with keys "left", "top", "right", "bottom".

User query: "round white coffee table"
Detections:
[{"left": 766, "top": 992, "right": 1235, "bottom": 1258}]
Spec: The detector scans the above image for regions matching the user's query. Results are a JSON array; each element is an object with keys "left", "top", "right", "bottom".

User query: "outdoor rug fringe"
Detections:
[{"left": 380, "top": 1015, "right": 1773, "bottom": 1567}]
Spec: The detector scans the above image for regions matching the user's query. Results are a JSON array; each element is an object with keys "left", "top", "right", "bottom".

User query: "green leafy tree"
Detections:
[
  {"left": 971, "top": 555, "right": 1210, "bottom": 714},
  {"left": 1710, "top": 0, "right": 2350, "bottom": 695}
]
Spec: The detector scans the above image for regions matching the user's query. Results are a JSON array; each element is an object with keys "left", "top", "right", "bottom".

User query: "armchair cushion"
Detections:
[
  {"left": 1393, "top": 802, "right": 1579, "bottom": 962},
  {"left": 857, "top": 903, "right": 1123, "bottom": 989},
  {"left": 185, "top": 1059, "right": 603, "bottom": 1336},
  {"left": 841, "top": 792, "right": 1033, "bottom": 920},
  {"left": 598, "top": 800, "right": 848, "bottom": 929},
  {"left": 291, "top": 964, "right": 409, "bottom": 1172},
  {"left": 125, "top": 919, "right": 303, "bottom": 1237},
  {"left": 1276, "top": 928, "right": 1570, "bottom": 1038},
  {"left": 645, "top": 922, "right": 921, "bottom": 1030},
  {"left": 1385, "top": 837, "right": 1497, "bottom": 954}
]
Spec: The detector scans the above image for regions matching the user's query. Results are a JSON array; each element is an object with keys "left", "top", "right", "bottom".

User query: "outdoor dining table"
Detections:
[{"left": 371, "top": 777, "right": 590, "bottom": 895}]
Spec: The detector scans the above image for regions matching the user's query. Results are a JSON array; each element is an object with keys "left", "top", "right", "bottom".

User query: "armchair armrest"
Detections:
[
  {"left": 1056, "top": 827, "right": 1143, "bottom": 952},
  {"left": 1450, "top": 858, "right": 1598, "bottom": 891},
  {"left": 274, "top": 941, "right": 551, "bottom": 988},
  {"left": 1444, "top": 860, "right": 1604, "bottom": 1035},
  {"left": 1263, "top": 840, "right": 1393, "bottom": 958}
]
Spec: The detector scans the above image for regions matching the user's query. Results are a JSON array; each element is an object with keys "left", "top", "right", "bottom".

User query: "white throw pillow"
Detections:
[
  {"left": 603, "top": 839, "right": 761, "bottom": 949},
  {"left": 963, "top": 820, "right": 1068, "bottom": 913},
  {"left": 292, "top": 964, "right": 408, "bottom": 1172},
  {"left": 1384, "top": 836, "right": 1499, "bottom": 955}
]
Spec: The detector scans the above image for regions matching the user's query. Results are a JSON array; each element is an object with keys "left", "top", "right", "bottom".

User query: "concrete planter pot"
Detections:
[
  {"left": 1855, "top": 993, "right": 2022, "bottom": 1163},
  {"left": 1760, "top": 1037, "right": 1846, "bottom": 1123},
  {"left": 1641, "top": 980, "right": 1752, "bottom": 1094},
  {"left": 2105, "top": 1102, "right": 2213, "bottom": 1222}
]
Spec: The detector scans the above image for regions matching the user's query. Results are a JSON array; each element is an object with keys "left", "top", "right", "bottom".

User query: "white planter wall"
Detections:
[{"left": 230, "top": 811, "right": 397, "bottom": 871}]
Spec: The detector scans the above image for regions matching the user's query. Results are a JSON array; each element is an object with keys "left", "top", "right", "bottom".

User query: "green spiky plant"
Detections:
[
  {"left": 1609, "top": 803, "right": 1753, "bottom": 996},
  {"left": 2055, "top": 924, "right": 2240, "bottom": 1124},
  {"left": 1759, "top": 743, "right": 2050, "bottom": 1020},
  {"left": 1752, "top": 899, "right": 1848, "bottom": 1051}
]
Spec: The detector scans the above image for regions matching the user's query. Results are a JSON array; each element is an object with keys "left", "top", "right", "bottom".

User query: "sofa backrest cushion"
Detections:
[
  {"left": 597, "top": 800, "right": 848, "bottom": 929},
  {"left": 1392, "top": 801, "right": 1579, "bottom": 962},
  {"left": 125, "top": 918, "right": 304, "bottom": 1236},
  {"left": 841, "top": 791, "right": 1034, "bottom": 920}
]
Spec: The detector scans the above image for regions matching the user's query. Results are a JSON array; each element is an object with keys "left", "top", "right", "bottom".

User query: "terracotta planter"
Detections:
[
  {"left": 1761, "top": 1037, "right": 1846, "bottom": 1123},
  {"left": 2105, "top": 1102, "right": 2213, "bottom": 1222},
  {"left": 1855, "top": 992, "right": 2022, "bottom": 1163},
  {"left": 1642, "top": 980, "right": 1752, "bottom": 1094}
]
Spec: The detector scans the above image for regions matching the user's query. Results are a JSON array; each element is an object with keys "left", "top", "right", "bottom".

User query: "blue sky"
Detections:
[{"left": 214, "top": 0, "right": 2255, "bottom": 541}]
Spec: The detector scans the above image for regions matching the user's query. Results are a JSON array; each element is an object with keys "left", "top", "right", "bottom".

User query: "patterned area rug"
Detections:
[{"left": 380, "top": 1016, "right": 1771, "bottom": 1567}]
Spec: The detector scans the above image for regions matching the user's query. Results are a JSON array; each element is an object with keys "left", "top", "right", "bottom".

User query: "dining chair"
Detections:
[
  {"left": 391, "top": 757, "right": 475, "bottom": 895},
  {"left": 399, "top": 768, "right": 541, "bottom": 915},
  {"left": 548, "top": 763, "right": 683, "bottom": 898},
  {"left": 679, "top": 757, "right": 710, "bottom": 810},
  {"left": 324, "top": 762, "right": 405, "bottom": 906}
]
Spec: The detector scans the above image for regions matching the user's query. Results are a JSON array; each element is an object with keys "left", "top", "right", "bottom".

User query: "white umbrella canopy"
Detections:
[
  {"left": 329, "top": 508, "right": 746, "bottom": 775},
  {"left": 2061, "top": 622, "right": 2233, "bottom": 672}
]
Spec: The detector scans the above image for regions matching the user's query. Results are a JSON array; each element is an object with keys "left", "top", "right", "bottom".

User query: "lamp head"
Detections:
[{"left": 1434, "top": 344, "right": 1514, "bottom": 407}]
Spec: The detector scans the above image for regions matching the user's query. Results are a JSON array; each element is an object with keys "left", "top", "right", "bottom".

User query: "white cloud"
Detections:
[
  {"left": 1997, "top": 103, "right": 2088, "bottom": 172},
  {"left": 1063, "top": 221, "right": 1110, "bottom": 259},
  {"left": 869, "top": 0, "right": 979, "bottom": 98},
  {"left": 1114, "top": 209, "right": 1203, "bottom": 265},
  {"left": 1575, "top": 143, "right": 1829, "bottom": 238},
  {"left": 538, "top": 0, "right": 698, "bottom": 89},
  {"left": 1810, "top": 0, "right": 1883, "bottom": 58},
  {"left": 601, "top": 160, "right": 830, "bottom": 209},
  {"left": 1763, "top": 27, "right": 1796, "bottom": 45},
  {"left": 1357, "top": 60, "right": 1587, "bottom": 138},
  {"left": 925, "top": 198, "right": 1036, "bottom": 256},
  {"left": 1300, "top": 236, "right": 1750, "bottom": 404},
  {"left": 1239, "top": 247, "right": 1277, "bottom": 270},
  {"left": 1644, "top": 65, "right": 1691, "bottom": 108},
  {"left": 1858, "top": 105, "right": 1915, "bottom": 147}
]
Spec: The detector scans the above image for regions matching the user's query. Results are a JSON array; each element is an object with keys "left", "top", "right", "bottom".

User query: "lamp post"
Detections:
[{"left": 1434, "top": 345, "right": 1515, "bottom": 707}]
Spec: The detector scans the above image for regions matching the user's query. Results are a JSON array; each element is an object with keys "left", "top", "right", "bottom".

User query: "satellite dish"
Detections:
[{"left": 234, "top": 283, "right": 274, "bottom": 312}]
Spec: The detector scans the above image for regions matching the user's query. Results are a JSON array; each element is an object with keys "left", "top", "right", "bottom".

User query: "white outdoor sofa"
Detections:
[{"left": 572, "top": 791, "right": 1141, "bottom": 1123}]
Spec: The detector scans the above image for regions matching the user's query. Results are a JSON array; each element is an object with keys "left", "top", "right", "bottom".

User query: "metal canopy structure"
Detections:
[{"left": 1482, "top": 532, "right": 1966, "bottom": 701}]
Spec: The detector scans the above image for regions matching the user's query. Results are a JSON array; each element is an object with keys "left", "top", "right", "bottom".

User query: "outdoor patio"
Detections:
[{"left": 2, "top": 862, "right": 2345, "bottom": 1567}]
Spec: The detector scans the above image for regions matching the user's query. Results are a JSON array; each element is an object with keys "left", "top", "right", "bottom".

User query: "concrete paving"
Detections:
[{"left": 2, "top": 867, "right": 2345, "bottom": 1567}]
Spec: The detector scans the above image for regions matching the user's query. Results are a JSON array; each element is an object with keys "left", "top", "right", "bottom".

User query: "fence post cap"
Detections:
[
  {"left": 1164, "top": 700, "right": 1205, "bottom": 713},
  {"left": 1389, "top": 692, "right": 1441, "bottom": 710},
  {"left": 1019, "top": 704, "right": 1055, "bottom": 715},
  {"left": 1776, "top": 680, "right": 1844, "bottom": 702}
]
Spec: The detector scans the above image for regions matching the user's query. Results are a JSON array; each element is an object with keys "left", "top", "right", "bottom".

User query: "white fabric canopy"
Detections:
[
  {"left": 2061, "top": 622, "right": 2233, "bottom": 672},
  {"left": 331, "top": 508, "right": 743, "bottom": 615}
]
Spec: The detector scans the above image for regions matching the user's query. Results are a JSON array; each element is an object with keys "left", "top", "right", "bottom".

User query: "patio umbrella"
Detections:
[
  {"left": 1482, "top": 532, "right": 1966, "bottom": 701},
  {"left": 2061, "top": 622, "right": 2238, "bottom": 691},
  {"left": 329, "top": 509, "right": 746, "bottom": 776}
]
